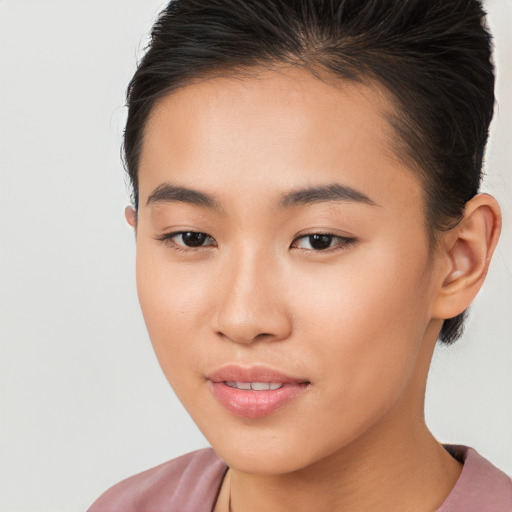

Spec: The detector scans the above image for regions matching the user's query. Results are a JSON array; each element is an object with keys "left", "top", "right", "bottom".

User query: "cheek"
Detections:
[
  {"left": 135, "top": 243, "right": 214, "bottom": 377},
  {"left": 293, "top": 249, "right": 431, "bottom": 336},
  {"left": 291, "top": 241, "right": 433, "bottom": 409}
]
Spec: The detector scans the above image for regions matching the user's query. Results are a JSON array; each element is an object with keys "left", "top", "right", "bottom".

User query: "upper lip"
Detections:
[{"left": 207, "top": 364, "right": 307, "bottom": 384}]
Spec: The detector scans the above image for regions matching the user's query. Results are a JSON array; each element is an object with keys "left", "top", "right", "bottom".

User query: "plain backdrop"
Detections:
[{"left": 0, "top": 1, "right": 510, "bottom": 511}]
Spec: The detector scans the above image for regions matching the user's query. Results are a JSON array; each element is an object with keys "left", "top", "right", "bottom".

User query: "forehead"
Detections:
[{"left": 139, "top": 66, "right": 423, "bottom": 213}]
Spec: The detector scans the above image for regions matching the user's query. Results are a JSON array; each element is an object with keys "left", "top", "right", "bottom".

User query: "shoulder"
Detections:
[
  {"left": 437, "top": 445, "right": 512, "bottom": 512},
  {"left": 87, "top": 448, "right": 227, "bottom": 512}
]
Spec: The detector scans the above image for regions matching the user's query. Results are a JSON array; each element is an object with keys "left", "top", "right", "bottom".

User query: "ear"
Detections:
[
  {"left": 432, "top": 194, "right": 501, "bottom": 321},
  {"left": 125, "top": 206, "right": 137, "bottom": 229}
]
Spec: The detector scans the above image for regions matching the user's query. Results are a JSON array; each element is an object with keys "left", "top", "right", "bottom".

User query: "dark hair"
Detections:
[{"left": 124, "top": 0, "right": 495, "bottom": 344}]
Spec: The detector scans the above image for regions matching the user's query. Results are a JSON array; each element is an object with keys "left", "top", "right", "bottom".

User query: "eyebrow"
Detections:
[
  {"left": 146, "top": 183, "right": 220, "bottom": 209},
  {"left": 145, "top": 182, "right": 377, "bottom": 210},
  {"left": 279, "top": 183, "right": 377, "bottom": 208}
]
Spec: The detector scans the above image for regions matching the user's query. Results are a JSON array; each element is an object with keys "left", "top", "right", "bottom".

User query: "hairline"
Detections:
[{"left": 132, "top": 62, "right": 447, "bottom": 252}]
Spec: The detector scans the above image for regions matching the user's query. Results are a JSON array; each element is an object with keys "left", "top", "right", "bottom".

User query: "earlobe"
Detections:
[
  {"left": 125, "top": 206, "right": 137, "bottom": 229},
  {"left": 433, "top": 194, "right": 501, "bottom": 320}
]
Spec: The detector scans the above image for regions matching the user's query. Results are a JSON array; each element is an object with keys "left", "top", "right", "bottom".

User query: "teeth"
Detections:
[
  {"left": 224, "top": 381, "right": 284, "bottom": 390},
  {"left": 251, "top": 382, "right": 270, "bottom": 391}
]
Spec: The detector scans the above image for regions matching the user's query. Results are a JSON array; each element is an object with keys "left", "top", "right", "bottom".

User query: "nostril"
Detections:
[
  {"left": 253, "top": 332, "right": 274, "bottom": 341},
  {"left": 216, "top": 330, "right": 275, "bottom": 344}
]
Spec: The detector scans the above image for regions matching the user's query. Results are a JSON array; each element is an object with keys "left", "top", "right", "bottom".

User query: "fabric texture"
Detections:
[
  {"left": 88, "top": 448, "right": 227, "bottom": 512},
  {"left": 88, "top": 445, "right": 512, "bottom": 512},
  {"left": 437, "top": 445, "right": 512, "bottom": 512}
]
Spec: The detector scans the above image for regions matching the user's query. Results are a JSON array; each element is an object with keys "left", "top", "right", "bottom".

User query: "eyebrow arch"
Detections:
[
  {"left": 146, "top": 183, "right": 220, "bottom": 209},
  {"left": 146, "top": 182, "right": 377, "bottom": 210},
  {"left": 279, "top": 183, "right": 378, "bottom": 208}
]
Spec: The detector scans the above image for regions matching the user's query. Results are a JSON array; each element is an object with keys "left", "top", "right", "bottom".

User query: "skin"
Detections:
[{"left": 126, "top": 66, "right": 501, "bottom": 512}]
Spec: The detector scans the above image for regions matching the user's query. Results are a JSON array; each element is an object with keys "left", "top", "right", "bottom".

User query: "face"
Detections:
[{"left": 133, "top": 67, "right": 445, "bottom": 475}]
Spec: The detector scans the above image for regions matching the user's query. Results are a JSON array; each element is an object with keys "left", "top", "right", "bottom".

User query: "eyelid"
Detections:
[
  {"left": 155, "top": 230, "right": 217, "bottom": 249},
  {"left": 291, "top": 232, "right": 358, "bottom": 252},
  {"left": 154, "top": 229, "right": 356, "bottom": 253}
]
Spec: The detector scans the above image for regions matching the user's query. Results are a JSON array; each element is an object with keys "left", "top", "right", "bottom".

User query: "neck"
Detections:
[{"left": 227, "top": 416, "right": 461, "bottom": 512}]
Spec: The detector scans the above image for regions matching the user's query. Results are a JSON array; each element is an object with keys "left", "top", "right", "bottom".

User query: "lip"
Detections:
[
  {"left": 208, "top": 364, "right": 306, "bottom": 384},
  {"left": 207, "top": 365, "right": 310, "bottom": 419}
]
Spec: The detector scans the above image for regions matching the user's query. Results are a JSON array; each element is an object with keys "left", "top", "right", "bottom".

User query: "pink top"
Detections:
[{"left": 88, "top": 445, "right": 512, "bottom": 512}]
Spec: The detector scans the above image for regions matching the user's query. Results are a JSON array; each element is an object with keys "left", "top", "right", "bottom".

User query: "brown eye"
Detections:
[
  {"left": 306, "top": 234, "right": 334, "bottom": 250},
  {"left": 293, "top": 234, "right": 356, "bottom": 251},
  {"left": 180, "top": 232, "right": 210, "bottom": 247},
  {"left": 156, "top": 231, "right": 217, "bottom": 249}
]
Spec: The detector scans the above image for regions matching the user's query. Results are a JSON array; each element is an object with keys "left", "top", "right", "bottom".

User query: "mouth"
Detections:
[
  {"left": 224, "top": 381, "right": 284, "bottom": 390},
  {"left": 207, "top": 365, "right": 310, "bottom": 419}
]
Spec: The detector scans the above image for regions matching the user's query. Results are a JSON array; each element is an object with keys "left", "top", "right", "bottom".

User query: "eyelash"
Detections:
[
  {"left": 155, "top": 231, "right": 357, "bottom": 253},
  {"left": 291, "top": 233, "right": 357, "bottom": 252},
  {"left": 155, "top": 231, "right": 217, "bottom": 252}
]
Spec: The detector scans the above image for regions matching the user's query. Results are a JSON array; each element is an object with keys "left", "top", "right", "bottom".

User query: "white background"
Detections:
[{"left": 0, "top": 1, "right": 510, "bottom": 511}]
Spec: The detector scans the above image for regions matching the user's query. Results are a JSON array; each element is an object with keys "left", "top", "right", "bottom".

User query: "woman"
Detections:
[{"left": 89, "top": 0, "right": 511, "bottom": 510}]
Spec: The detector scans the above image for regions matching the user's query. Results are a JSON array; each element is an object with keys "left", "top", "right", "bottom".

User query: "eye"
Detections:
[
  {"left": 156, "top": 231, "right": 217, "bottom": 249},
  {"left": 292, "top": 233, "right": 356, "bottom": 251}
]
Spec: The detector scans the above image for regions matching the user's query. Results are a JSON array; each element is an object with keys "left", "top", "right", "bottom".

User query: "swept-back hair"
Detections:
[{"left": 124, "top": 0, "right": 495, "bottom": 344}]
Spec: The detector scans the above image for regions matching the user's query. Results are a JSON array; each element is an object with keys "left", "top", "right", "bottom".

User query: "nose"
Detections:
[{"left": 211, "top": 248, "right": 293, "bottom": 345}]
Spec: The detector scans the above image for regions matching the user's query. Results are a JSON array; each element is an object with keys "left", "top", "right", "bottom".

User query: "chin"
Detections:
[
  {"left": 220, "top": 445, "right": 315, "bottom": 475},
  {"left": 202, "top": 424, "right": 343, "bottom": 476}
]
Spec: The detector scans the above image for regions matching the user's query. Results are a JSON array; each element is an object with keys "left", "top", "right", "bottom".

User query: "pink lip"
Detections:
[{"left": 207, "top": 365, "right": 309, "bottom": 419}]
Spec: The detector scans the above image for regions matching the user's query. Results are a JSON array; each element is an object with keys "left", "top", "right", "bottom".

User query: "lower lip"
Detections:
[{"left": 208, "top": 381, "right": 308, "bottom": 419}]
